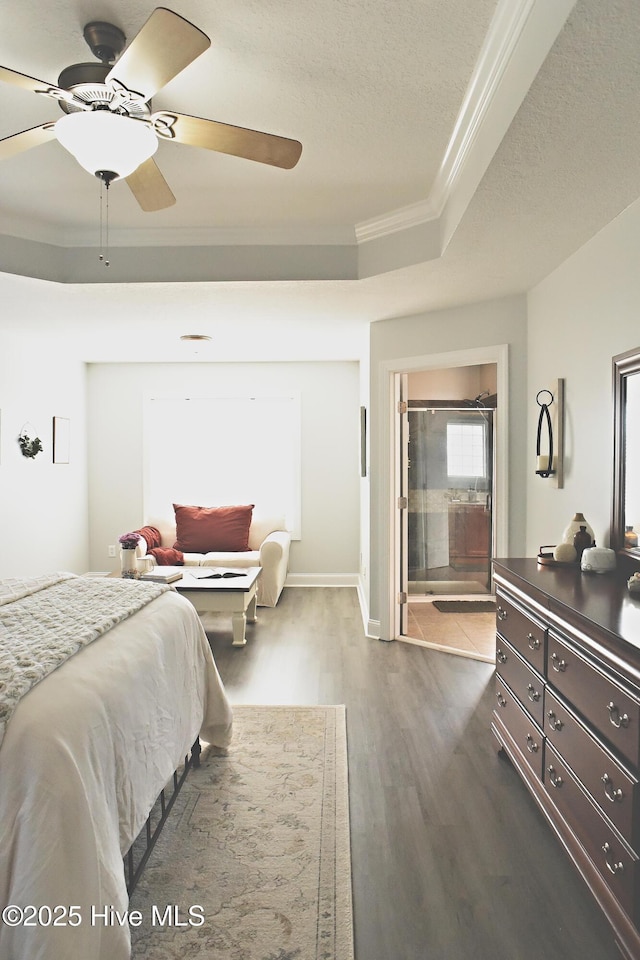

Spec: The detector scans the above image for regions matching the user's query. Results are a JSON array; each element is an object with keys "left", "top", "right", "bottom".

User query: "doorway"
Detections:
[
  {"left": 393, "top": 356, "right": 504, "bottom": 661},
  {"left": 382, "top": 344, "right": 509, "bottom": 647},
  {"left": 407, "top": 400, "right": 494, "bottom": 597}
]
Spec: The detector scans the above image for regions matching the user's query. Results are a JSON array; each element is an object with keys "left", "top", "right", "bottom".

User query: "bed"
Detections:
[{"left": 0, "top": 573, "right": 233, "bottom": 960}]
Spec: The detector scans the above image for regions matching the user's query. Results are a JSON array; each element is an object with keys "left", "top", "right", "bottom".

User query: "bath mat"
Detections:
[{"left": 432, "top": 600, "right": 496, "bottom": 613}]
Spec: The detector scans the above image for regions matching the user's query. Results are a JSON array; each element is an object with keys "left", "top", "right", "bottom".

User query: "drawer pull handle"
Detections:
[
  {"left": 527, "top": 632, "right": 540, "bottom": 650},
  {"left": 496, "top": 691, "right": 507, "bottom": 708},
  {"left": 602, "top": 842, "right": 624, "bottom": 876},
  {"left": 547, "top": 710, "right": 564, "bottom": 731},
  {"left": 527, "top": 684, "right": 541, "bottom": 703},
  {"left": 496, "top": 648, "right": 508, "bottom": 664},
  {"left": 547, "top": 765, "right": 563, "bottom": 788},
  {"left": 497, "top": 606, "right": 508, "bottom": 621},
  {"left": 550, "top": 652, "right": 567, "bottom": 672},
  {"left": 607, "top": 702, "right": 630, "bottom": 729},
  {"left": 526, "top": 734, "right": 539, "bottom": 754},
  {"left": 602, "top": 773, "right": 624, "bottom": 803}
]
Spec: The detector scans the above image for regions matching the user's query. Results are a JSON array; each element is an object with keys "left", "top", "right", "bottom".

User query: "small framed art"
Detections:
[{"left": 53, "top": 416, "right": 70, "bottom": 463}]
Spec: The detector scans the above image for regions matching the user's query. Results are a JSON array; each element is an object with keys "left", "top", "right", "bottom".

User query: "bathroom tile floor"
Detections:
[{"left": 405, "top": 600, "right": 495, "bottom": 662}]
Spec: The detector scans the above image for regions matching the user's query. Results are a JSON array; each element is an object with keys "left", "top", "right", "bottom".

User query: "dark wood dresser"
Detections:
[{"left": 492, "top": 558, "right": 640, "bottom": 960}]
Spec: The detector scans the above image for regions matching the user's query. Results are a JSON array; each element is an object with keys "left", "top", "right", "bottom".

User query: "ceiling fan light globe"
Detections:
[{"left": 54, "top": 111, "right": 157, "bottom": 180}]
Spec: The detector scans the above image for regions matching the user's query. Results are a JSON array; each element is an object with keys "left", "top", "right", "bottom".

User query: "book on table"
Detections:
[
  {"left": 141, "top": 566, "right": 248, "bottom": 583},
  {"left": 189, "top": 568, "right": 247, "bottom": 580},
  {"left": 140, "top": 566, "right": 183, "bottom": 583}
]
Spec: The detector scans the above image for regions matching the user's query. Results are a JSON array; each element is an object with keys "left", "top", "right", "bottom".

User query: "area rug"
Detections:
[
  {"left": 432, "top": 600, "right": 496, "bottom": 613},
  {"left": 129, "top": 704, "right": 354, "bottom": 960}
]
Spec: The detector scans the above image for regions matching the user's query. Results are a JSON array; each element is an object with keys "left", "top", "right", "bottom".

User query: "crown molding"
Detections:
[
  {"left": 428, "top": 0, "right": 540, "bottom": 219},
  {"left": 0, "top": 0, "right": 577, "bottom": 283},
  {"left": 355, "top": 0, "right": 577, "bottom": 247},
  {"left": 355, "top": 198, "right": 438, "bottom": 244}
]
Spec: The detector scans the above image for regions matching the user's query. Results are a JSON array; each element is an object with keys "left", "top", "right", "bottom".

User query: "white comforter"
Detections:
[{"left": 0, "top": 588, "right": 233, "bottom": 960}]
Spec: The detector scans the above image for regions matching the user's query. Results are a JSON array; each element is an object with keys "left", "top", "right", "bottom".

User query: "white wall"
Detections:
[
  {"left": 527, "top": 196, "right": 640, "bottom": 553},
  {"left": 87, "top": 361, "right": 361, "bottom": 580},
  {"left": 0, "top": 273, "right": 88, "bottom": 577},
  {"left": 368, "top": 294, "right": 528, "bottom": 633},
  {"left": 9, "top": 180, "right": 639, "bottom": 609}
]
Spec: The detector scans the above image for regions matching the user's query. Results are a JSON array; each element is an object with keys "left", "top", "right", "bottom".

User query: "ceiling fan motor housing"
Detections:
[
  {"left": 55, "top": 62, "right": 151, "bottom": 119},
  {"left": 83, "top": 21, "right": 126, "bottom": 63},
  {"left": 56, "top": 21, "right": 138, "bottom": 117},
  {"left": 57, "top": 62, "right": 110, "bottom": 113}
]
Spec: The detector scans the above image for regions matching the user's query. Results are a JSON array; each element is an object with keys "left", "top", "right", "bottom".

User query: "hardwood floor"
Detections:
[{"left": 203, "top": 587, "right": 622, "bottom": 960}]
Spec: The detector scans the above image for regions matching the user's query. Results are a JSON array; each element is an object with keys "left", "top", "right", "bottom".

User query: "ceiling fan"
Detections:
[{"left": 0, "top": 6, "right": 302, "bottom": 212}]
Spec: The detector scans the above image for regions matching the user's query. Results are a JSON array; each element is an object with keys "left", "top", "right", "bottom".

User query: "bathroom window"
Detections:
[{"left": 446, "top": 422, "right": 486, "bottom": 479}]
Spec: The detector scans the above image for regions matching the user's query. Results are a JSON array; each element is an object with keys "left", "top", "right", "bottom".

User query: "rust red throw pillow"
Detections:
[{"left": 173, "top": 504, "right": 254, "bottom": 553}]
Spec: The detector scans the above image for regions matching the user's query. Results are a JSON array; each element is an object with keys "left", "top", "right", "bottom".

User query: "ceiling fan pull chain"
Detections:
[
  {"left": 99, "top": 179, "right": 104, "bottom": 263},
  {"left": 98, "top": 178, "right": 110, "bottom": 267},
  {"left": 105, "top": 182, "right": 110, "bottom": 267}
]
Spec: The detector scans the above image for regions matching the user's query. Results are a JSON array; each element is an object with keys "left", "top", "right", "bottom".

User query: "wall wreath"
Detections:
[{"left": 18, "top": 428, "right": 43, "bottom": 459}]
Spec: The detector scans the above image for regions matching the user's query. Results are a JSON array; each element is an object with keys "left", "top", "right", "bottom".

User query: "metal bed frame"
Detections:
[{"left": 124, "top": 736, "right": 201, "bottom": 894}]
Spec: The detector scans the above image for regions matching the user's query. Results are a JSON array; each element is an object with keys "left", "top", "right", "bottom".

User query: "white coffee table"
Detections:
[{"left": 174, "top": 567, "right": 261, "bottom": 646}]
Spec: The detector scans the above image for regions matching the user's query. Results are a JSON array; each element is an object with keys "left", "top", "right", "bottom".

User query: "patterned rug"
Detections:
[{"left": 130, "top": 704, "right": 354, "bottom": 960}]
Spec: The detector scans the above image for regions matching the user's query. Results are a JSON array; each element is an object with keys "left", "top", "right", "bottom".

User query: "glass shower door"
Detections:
[{"left": 407, "top": 406, "right": 493, "bottom": 596}]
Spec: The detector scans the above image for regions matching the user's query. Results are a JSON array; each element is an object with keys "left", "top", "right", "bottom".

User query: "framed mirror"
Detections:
[{"left": 612, "top": 347, "right": 640, "bottom": 567}]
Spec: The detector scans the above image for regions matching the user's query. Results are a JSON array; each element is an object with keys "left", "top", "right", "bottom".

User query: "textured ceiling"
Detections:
[
  {"left": 393, "top": 0, "right": 640, "bottom": 315},
  {"left": 0, "top": 0, "right": 497, "bottom": 236},
  {"left": 2, "top": 0, "right": 640, "bottom": 356}
]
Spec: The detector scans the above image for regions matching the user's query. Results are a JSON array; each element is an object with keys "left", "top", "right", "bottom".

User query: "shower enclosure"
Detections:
[{"left": 407, "top": 399, "right": 494, "bottom": 596}]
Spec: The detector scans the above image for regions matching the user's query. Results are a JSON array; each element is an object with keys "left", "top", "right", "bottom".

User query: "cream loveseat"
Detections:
[{"left": 128, "top": 504, "right": 291, "bottom": 607}]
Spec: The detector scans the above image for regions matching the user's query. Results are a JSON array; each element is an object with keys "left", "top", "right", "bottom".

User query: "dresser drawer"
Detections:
[
  {"left": 494, "top": 675, "right": 544, "bottom": 780},
  {"left": 547, "top": 631, "right": 640, "bottom": 768},
  {"left": 496, "top": 587, "right": 546, "bottom": 674},
  {"left": 545, "top": 688, "right": 640, "bottom": 848},
  {"left": 496, "top": 636, "right": 545, "bottom": 727},
  {"left": 545, "top": 741, "right": 640, "bottom": 922}
]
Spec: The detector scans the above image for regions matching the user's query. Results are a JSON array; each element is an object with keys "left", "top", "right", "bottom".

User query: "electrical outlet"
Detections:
[{"left": 108, "top": 545, "right": 116, "bottom": 558}]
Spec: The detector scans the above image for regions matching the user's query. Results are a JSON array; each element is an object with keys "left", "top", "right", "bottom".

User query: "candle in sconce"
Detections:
[{"left": 537, "top": 455, "right": 550, "bottom": 472}]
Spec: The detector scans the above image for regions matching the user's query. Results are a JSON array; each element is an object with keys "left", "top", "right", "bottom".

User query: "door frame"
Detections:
[{"left": 379, "top": 344, "right": 509, "bottom": 642}]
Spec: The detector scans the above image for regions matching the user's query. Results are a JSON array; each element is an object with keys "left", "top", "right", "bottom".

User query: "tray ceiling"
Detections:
[{"left": 1, "top": 0, "right": 640, "bottom": 323}]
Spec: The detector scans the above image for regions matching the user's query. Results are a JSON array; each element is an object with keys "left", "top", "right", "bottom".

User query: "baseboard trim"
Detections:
[
  {"left": 366, "top": 619, "right": 382, "bottom": 640},
  {"left": 283, "top": 575, "right": 381, "bottom": 640},
  {"left": 285, "top": 573, "right": 359, "bottom": 588}
]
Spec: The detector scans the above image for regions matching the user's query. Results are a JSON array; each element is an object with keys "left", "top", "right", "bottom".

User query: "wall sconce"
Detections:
[
  {"left": 535, "top": 379, "right": 565, "bottom": 487},
  {"left": 535, "top": 389, "right": 555, "bottom": 477}
]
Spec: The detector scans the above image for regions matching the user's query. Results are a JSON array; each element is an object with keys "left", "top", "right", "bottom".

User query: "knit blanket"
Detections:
[
  {"left": 149, "top": 546, "right": 185, "bottom": 565},
  {"left": 134, "top": 526, "right": 185, "bottom": 566},
  {"left": 0, "top": 573, "right": 170, "bottom": 750}
]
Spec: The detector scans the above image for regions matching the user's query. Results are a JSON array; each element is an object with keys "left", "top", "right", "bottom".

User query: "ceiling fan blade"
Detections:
[
  {"left": 106, "top": 8, "right": 210, "bottom": 103},
  {"left": 0, "top": 64, "right": 56, "bottom": 95},
  {"left": 126, "top": 157, "right": 176, "bottom": 211},
  {"left": 0, "top": 65, "right": 88, "bottom": 109},
  {"left": 167, "top": 113, "right": 302, "bottom": 169},
  {"left": 0, "top": 123, "right": 57, "bottom": 161}
]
